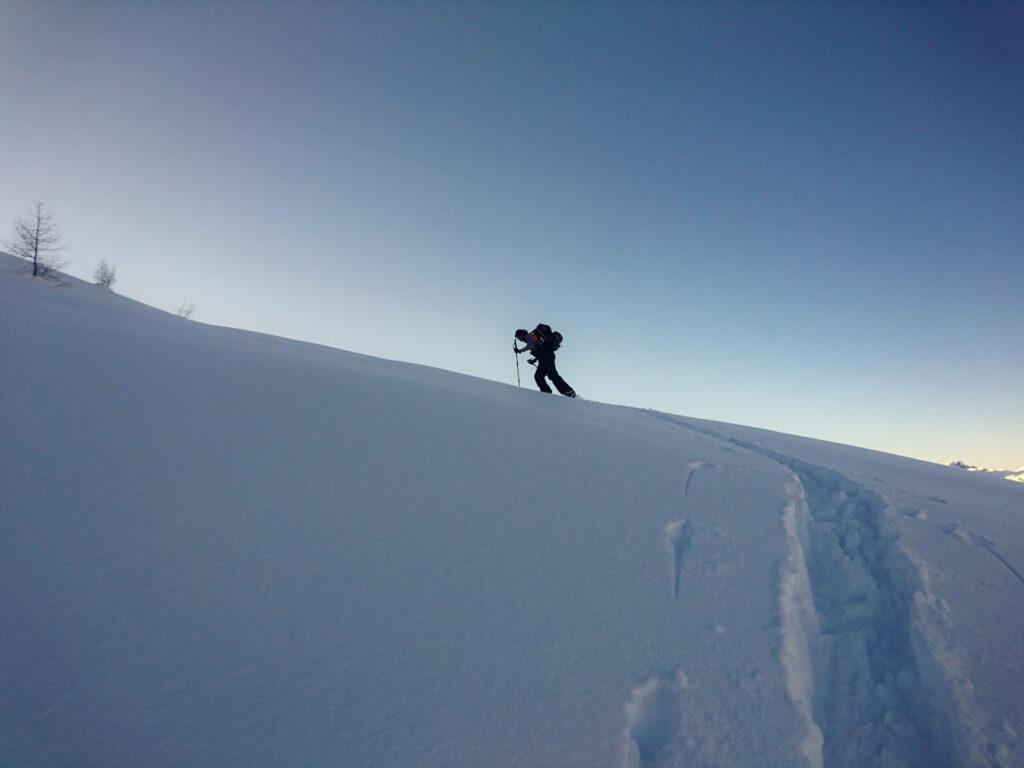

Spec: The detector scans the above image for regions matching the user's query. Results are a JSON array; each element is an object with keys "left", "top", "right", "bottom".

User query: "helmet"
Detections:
[{"left": 515, "top": 329, "right": 528, "bottom": 341}]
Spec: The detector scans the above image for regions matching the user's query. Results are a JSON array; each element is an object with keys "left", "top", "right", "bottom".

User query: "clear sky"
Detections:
[{"left": 2, "top": 1, "right": 1021, "bottom": 468}]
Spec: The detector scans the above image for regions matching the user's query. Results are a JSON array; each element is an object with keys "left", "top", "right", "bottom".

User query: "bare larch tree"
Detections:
[
  {"left": 6, "top": 201, "right": 67, "bottom": 277},
  {"left": 94, "top": 259, "right": 117, "bottom": 288}
]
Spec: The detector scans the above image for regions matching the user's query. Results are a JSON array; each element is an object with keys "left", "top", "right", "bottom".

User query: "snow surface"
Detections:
[
  {"left": 1, "top": 253, "right": 1022, "bottom": 767},
  {"left": 950, "top": 461, "right": 1024, "bottom": 484}
]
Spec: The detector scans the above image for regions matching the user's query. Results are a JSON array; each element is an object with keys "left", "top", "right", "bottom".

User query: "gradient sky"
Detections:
[{"left": 2, "top": 1, "right": 1021, "bottom": 468}]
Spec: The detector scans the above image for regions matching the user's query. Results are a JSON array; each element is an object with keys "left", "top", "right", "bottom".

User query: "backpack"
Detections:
[{"left": 532, "top": 324, "right": 563, "bottom": 352}]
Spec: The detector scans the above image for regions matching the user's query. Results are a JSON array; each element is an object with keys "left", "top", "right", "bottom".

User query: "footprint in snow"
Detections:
[{"left": 622, "top": 670, "right": 687, "bottom": 768}]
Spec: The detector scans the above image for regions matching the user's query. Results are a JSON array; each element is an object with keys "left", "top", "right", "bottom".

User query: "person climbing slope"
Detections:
[{"left": 514, "top": 324, "right": 576, "bottom": 398}]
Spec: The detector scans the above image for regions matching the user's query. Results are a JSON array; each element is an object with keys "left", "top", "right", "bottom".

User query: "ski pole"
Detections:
[{"left": 514, "top": 341, "right": 521, "bottom": 386}]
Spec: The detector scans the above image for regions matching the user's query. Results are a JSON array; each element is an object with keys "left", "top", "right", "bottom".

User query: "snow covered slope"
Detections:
[
  {"left": 1, "top": 254, "right": 1021, "bottom": 768},
  {"left": 950, "top": 461, "right": 1024, "bottom": 484}
]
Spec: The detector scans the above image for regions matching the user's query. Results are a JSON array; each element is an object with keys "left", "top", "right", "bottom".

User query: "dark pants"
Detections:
[{"left": 534, "top": 353, "right": 575, "bottom": 396}]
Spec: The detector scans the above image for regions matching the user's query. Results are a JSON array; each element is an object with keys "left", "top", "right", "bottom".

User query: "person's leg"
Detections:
[
  {"left": 547, "top": 361, "right": 575, "bottom": 397},
  {"left": 533, "top": 365, "right": 552, "bottom": 393},
  {"left": 540, "top": 355, "right": 574, "bottom": 396}
]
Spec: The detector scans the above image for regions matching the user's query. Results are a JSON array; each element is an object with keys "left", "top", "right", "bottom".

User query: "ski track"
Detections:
[
  {"left": 780, "top": 477, "right": 826, "bottom": 768},
  {"left": 638, "top": 413, "right": 988, "bottom": 768},
  {"left": 944, "top": 524, "right": 1024, "bottom": 587}
]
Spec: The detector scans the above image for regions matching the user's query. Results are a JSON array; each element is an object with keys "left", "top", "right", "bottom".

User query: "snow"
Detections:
[
  {"left": 950, "top": 461, "right": 1024, "bottom": 484},
  {"left": 1, "top": 253, "right": 1021, "bottom": 767}
]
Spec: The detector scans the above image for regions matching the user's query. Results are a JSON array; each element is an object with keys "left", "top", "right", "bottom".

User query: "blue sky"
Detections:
[{"left": 2, "top": 1, "right": 1021, "bottom": 468}]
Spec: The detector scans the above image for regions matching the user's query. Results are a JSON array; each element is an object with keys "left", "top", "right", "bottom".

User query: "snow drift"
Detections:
[{"left": 1, "top": 254, "right": 1021, "bottom": 767}]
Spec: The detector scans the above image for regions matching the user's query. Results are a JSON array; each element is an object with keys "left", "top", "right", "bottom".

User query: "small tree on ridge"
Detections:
[
  {"left": 6, "top": 201, "right": 67, "bottom": 277},
  {"left": 94, "top": 259, "right": 117, "bottom": 288}
]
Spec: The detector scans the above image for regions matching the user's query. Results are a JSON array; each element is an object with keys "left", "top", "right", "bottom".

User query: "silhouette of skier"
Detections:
[{"left": 514, "top": 325, "right": 576, "bottom": 397}]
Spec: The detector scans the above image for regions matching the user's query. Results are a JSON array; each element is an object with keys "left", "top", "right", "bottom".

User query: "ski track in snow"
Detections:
[
  {"left": 780, "top": 478, "right": 826, "bottom": 768},
  {"left": 944, "top": 524, "right": 1024, "bottom": 587},
  {"left": 638, "top": 413, "right": 999, "bottom": 768}
]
